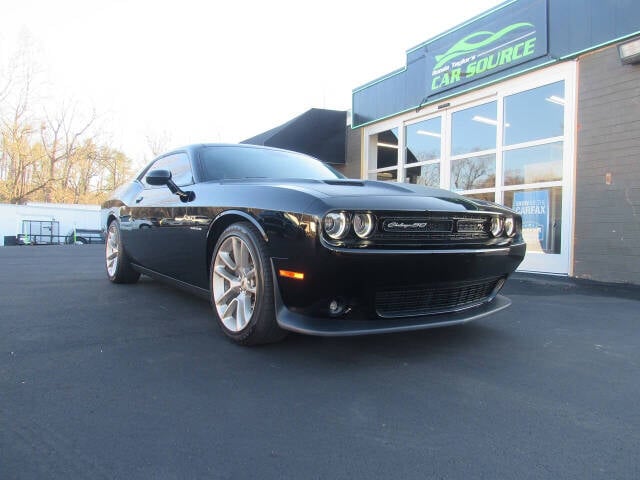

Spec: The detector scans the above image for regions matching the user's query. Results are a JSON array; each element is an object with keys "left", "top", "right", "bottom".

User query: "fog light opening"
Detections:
[{"left": 328, "top": 298, "right": 350, "bottom": 317}]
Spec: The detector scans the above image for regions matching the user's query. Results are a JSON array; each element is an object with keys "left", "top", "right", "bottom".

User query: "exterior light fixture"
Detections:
[
  {"left": 618, "top": 37, "right": 640, "bottom": 64},
  {"left": 545, "top": 95, "right": 565, "bottom": 106},
  {"left": 472, "top": 116, "right": 510, "bottom": 128},
  {"left": 416, "top": 130, "right": 441, "bottom": 138},
  {"left": 472, "top": 115, "right": 498, "bottom": 126},
  {"left": 279, "top": 270, "right": 305, "bottom": 280}
]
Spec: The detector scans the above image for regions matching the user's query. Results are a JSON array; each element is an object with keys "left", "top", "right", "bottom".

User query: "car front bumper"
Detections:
[
  {"left": 274, "top": 286, "right": 511, "bottom": 336},
  {"left": 270, "top": 241, "right": 525, "bottom": 335}
]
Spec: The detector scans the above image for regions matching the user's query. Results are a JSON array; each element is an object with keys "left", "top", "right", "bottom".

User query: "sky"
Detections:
[{"left": 1, "top": 0, "right": 503, "bottom": 165}]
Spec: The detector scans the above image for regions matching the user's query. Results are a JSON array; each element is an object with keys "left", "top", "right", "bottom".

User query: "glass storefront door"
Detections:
[
  {"left": 500, "top": 71, "right": 575, "bottom": 274},
  {"left": 365, "top": 63, "right": 576, "bottom": 274}
]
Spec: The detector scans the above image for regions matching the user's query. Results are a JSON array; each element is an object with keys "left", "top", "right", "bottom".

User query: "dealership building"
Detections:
[{"left": 347, "top": 0, "right": 640, "bottom": 284}]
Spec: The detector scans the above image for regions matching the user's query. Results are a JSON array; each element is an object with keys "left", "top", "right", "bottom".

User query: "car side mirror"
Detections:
[
  {"left": 145, "top": 169, "right": 195, "bottom": 203},
  {"left": 146, "top": 169, "right": 172, "bottom": 186}
]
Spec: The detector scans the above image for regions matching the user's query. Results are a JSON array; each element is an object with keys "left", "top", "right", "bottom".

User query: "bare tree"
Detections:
[
  {"left": 146, "top": 130, "right": 172, "bottom": 158},
  {"left": 39, "top": 103, "right": 96, "bottom": 202},
  {"left": 0, "top": 37, "right": 132, "bottom": 205},
  {"left": 99, "top": 146, "right": 131, "bottom": 192},
  {"left": 0, "top": 56, "right": 46, "bottom": 204}
]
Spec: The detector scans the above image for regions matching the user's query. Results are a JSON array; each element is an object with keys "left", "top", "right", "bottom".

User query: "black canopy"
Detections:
[{"left": 241, "top": 109, "right": 346, "bottom": 164}]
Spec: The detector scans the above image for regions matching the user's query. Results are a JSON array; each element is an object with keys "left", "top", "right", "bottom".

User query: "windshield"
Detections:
[{"left": 198, "top": 146, "right": 344, "bottom": 181}]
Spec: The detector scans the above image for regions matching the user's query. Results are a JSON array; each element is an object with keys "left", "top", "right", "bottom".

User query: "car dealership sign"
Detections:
[{"left": 425, "top": 0, "right": 548, "bottom": 94}]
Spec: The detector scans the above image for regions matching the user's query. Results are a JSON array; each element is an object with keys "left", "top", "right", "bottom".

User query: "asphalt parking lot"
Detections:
[{"left": 1, "top": 245, "right": 639, "bottom": 479}]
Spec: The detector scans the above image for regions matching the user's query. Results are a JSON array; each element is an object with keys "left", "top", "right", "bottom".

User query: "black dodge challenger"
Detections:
[{"left": 102, "top": 144, "right": 525, "bottom": 345}]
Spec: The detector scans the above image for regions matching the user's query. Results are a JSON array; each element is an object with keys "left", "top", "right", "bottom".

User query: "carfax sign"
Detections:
[
  {"left": 424, "top": 0, "right": 548, "bottom": 94},
  {"left": 513, "top": 189, "right": 550, "bottom": 252}
]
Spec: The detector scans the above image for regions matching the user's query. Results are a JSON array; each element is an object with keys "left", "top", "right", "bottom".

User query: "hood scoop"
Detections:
[{"left": 323, "top": 179, "right": 365, "bottom": 186}]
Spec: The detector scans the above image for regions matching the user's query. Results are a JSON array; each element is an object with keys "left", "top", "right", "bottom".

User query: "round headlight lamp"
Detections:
[
  {"left": 353, "top": 213, "right": 375, "bottom": 239},
  {"left": 490, "top": 216, "right": 504, "bottom": 237},
  {"left": 323, "top": 212, "right": 349, "bottom": 240},
  {"left": 504, "top": 216, "right": 516, "bottom": 237}
]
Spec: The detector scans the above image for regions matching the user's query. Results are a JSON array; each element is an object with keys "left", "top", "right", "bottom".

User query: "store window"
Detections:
[
  {"left": 504, "top": 81, "right": 565, "bottom": 145},
  {"left": 406, "top": 163, "right": 440, "bottom": 187},
  {"left": 368, "top": 127, "right": 399, "bottom": 181},
  {"left": 405, "top": 117, "right": 441, "bottom": 187},
  {"left": 451, "top": 101, "right": 497, "bottom": 155},
  {"left": 451, "top": 154, "right": 496, "bottom": 191},
  {"left": 503, "top": 142, "right": 563, "bottom": 186},
  {"left": 450, "top": 101, "right": 497, "bottom": 199}
]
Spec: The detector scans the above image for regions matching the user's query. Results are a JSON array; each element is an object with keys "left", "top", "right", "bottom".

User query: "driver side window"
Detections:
[{"left": 143, "top": 153, "right": 193, "bottom": 188}]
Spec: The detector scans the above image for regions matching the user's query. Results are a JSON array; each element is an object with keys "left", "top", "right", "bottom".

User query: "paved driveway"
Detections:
[{"left": 1, "top": 245, "right": 639, "bottom": 479}]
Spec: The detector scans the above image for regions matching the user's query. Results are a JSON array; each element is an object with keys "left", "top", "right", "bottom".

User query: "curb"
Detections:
[{"left": 510, "top": 272, "right": 640, "bottom": 301}]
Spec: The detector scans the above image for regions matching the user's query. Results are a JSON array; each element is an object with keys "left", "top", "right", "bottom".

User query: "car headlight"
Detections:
[
  {"left": 504, "top": 216, "right": 516, "bottom": 237},
  {"left": 353, "top": 213, "right": 375, "bottom": 239},
  {"left": 490, "top": 216, "right": 504, "bottom": 237},
  {"left": 323, "top": 212, "right": 349, "bottom": 240}
]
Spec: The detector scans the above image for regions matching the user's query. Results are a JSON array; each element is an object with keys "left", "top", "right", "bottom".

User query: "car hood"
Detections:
[{"left": 214, "top": 178, "right": 513, "bottom": 215}]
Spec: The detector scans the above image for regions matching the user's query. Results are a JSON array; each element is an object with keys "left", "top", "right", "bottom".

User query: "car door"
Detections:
[{"left": 129, "top": 152, "right": 206, "bottom": 283}]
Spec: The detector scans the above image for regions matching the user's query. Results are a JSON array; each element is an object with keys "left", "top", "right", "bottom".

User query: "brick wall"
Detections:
[{"left": 574, "top": 43, "right": 640, "bottom": 284}]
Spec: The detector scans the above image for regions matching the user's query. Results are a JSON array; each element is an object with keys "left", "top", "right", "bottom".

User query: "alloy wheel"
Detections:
[
  {"left": 106, "top": 223, "right": 119, "bottom": 277},
  {"left": 212, "top": 236, "right": 258, "bottom": 332}
]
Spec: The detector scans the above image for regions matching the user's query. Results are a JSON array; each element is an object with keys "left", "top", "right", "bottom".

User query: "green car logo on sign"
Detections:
[{"left": 430, "top": 22, "right": 539, "bottom": 92}]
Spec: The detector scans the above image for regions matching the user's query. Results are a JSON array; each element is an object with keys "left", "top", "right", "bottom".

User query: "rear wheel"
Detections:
[
  {"left": 210, "top": 222, "right": 286, "bottom": 345},
  {"left": 106, "top": 220, "right": 140, "bottom": 284}
]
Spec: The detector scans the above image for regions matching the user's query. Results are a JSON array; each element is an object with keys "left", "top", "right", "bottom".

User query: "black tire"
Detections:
[
  {"left": 77, "top": 237, "right": 88, "bottom": 244},
  {"left": 210, "top": 222, "right": 286, "bottom": 346},
  {"left": 105, "top": 220, "right": 140, "bottom": 284}
]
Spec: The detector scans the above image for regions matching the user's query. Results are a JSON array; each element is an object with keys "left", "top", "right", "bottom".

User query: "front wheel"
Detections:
[
  {"left": 105, "top": 220, "right": 140, "bottom": 284},
  {"left": 210, "top": 222, "right": 286, "bottom": 345}
]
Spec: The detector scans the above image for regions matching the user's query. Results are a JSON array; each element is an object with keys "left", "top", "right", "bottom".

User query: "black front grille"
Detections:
[
  {"left": 374, "top": 232, "right": 489, "bottom": 242},
  {"left": 373, "top": 214, "right": 491, "bottom": 244},
  {"left": 375, "top": 277, "right": 502, "bottom": 318}
]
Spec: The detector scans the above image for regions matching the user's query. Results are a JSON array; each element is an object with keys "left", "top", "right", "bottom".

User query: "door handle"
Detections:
[{"left": 135, "top": 196, "right": 143, "bottom": 203}]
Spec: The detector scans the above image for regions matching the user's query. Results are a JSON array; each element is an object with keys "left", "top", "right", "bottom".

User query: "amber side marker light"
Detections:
[{"left": 279, "top": 270, "right": 305, "bottom": 280}]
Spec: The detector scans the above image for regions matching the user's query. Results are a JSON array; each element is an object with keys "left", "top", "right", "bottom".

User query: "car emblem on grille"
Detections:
[{"left": 383, "top": 220, "right": 429, "bottom": 232}]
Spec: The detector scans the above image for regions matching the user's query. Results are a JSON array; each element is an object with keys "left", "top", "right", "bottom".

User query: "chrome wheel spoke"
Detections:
[
  {"left": 232, "top": 238, "right": 242, "bottom": 269},
  {"left": 219, "top": 251, "right": 236, "bottom": 271},
  {"left": 238, "top": 242, "right": 250, "bottom": 271},
  {"left": 235, "top": 294, "right": 247, "bottom": 330},
  {"left": 221, "top": 297, "right": 238, "bottom": 319},
  {"left": 214, "top": 265, "right": 239, "bottom": 285},
  {"left": 216, "top": 285, "right": 239, "bottom": 306}
]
